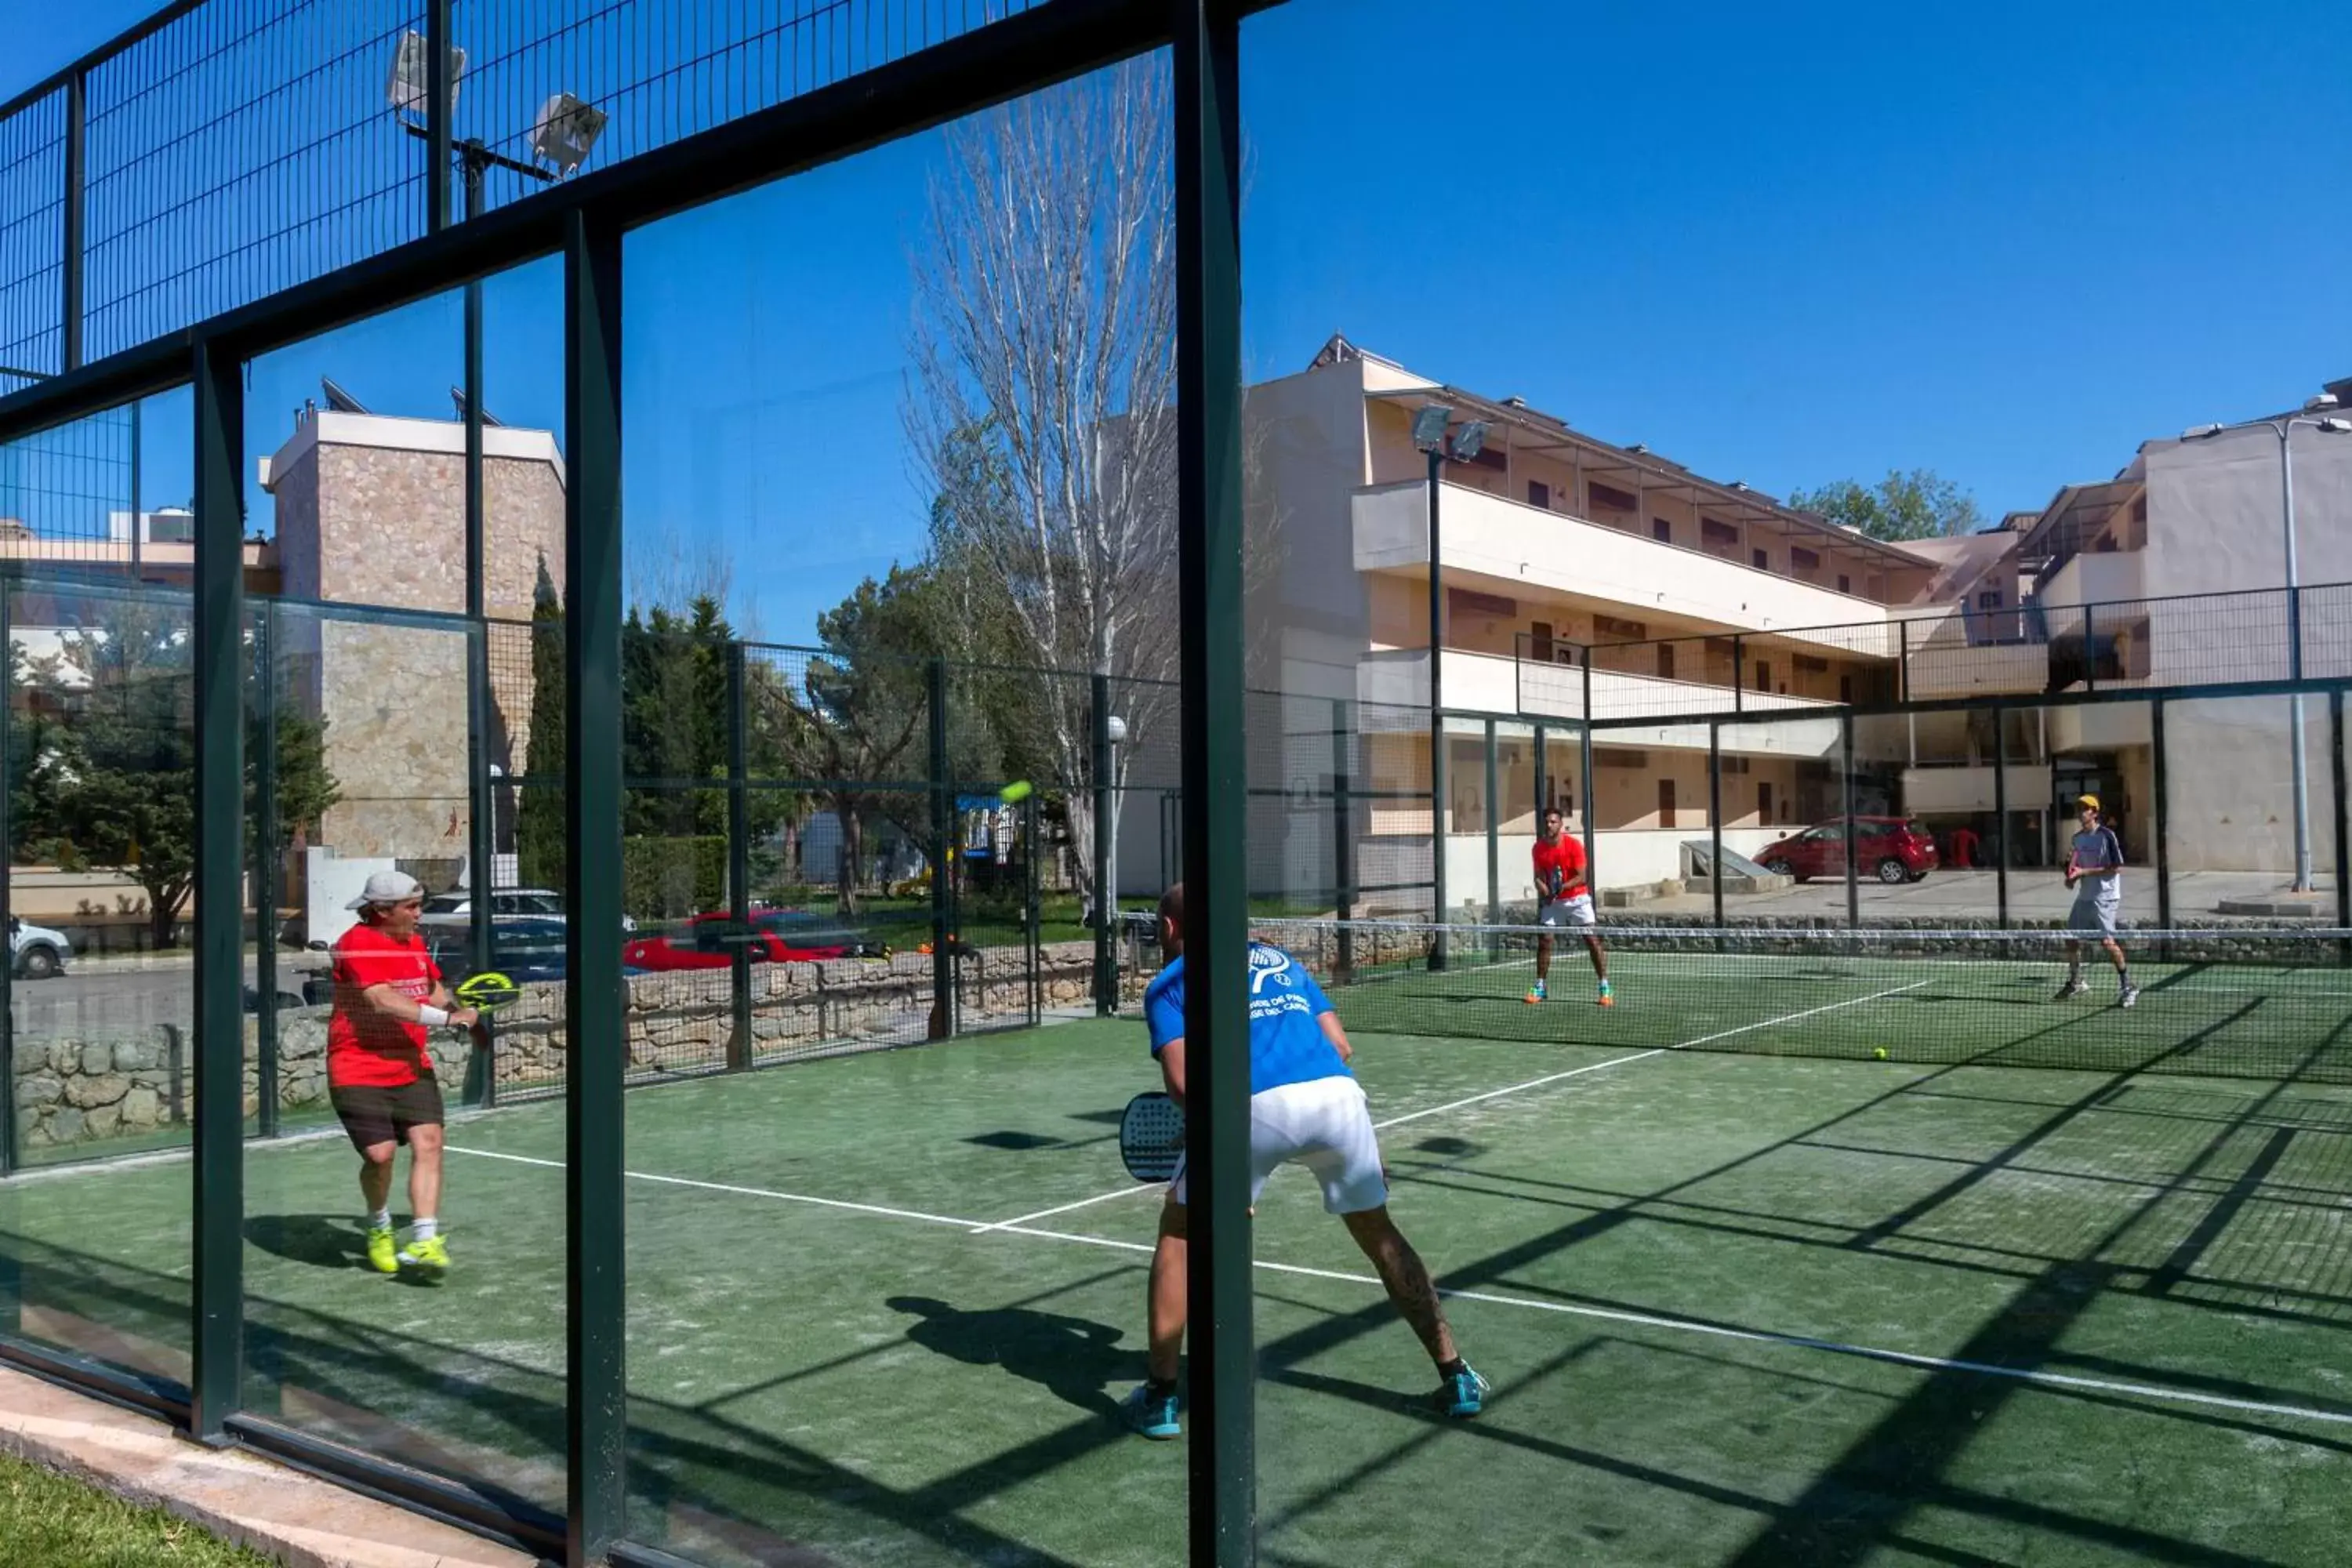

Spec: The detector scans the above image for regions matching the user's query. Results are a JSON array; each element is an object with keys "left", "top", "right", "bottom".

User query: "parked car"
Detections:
[
  {"left": 9, "top": 915, "right": 71, "bottom": 980},
  {"left": 419, "top": 887, "right": 635, "bottom": 936},
  {"left": 427, "top": 916, "right": 652, "bottom": 993},
  {"left": 622, "top": 908, "right": 891, "bottom": 972},
  {"left": 1758, "top": 817, "right": 1940, "bottom": 885}
]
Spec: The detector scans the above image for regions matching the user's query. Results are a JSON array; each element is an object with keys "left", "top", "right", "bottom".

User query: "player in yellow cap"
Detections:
[{"left": 2055, "top": 794, "right": 2137, "bottom": 1009}]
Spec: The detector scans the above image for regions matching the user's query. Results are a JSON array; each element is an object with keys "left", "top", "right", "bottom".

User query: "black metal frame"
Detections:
[{"left": 0, "top": 2, "right": 1278, "bottom": 1564}]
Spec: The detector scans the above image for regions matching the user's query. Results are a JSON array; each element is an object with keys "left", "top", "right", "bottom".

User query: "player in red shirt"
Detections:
[
  {"left": 1527, "top": 807, "right": 1610, "bottom": 1006},
  {"left": 328, "top": 871, "right": 477, "bottom": 1276}
]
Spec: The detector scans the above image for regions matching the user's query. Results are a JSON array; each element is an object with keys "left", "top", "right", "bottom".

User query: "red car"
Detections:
[
  {"left": 621, "top": 909, "right": 885, "bottom": 971},
  {"left": 1758, "top": 817, "right": 1940, "bottom": 885}
]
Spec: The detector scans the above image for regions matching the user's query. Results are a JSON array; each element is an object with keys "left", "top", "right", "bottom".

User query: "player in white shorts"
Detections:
[
  {"left": 1119, "top": 882, "right": 1487, "bottom": 1439},
  {"left": 1528, "top": 806, "right": 1611, "bottom": 1006},
  {"left": 2056, "top": 793, "right": 2138, "bottom": 1008}
]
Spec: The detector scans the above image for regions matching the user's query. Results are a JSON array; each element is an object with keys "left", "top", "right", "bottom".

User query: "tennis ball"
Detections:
[
  {"left": 1000, "top": 779, "right": 1034, "bottom": 804},
  {"left": 1873, "top": 1047, "right": 1889, "bottom": 1060}
]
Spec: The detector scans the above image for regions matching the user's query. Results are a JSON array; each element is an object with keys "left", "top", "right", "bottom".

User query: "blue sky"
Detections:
[{"left": 8, "top": 0, "right": 2347, "bottom": 646}]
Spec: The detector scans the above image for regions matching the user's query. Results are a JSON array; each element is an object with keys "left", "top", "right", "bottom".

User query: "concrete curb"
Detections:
[{"left": 0, "top": 1364, "right": 540, "bottom": 1568}]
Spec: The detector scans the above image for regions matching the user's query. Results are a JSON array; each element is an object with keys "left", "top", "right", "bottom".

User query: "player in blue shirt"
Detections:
[{"left": 1120, "top": 883, "right": 1486, "bottom": 1440}]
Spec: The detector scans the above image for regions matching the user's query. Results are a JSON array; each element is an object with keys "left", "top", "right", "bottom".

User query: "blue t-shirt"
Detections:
[
  {"left": 1144, "top": 943, "right": 1352, "bottom": 1095},
  {"left": 2070, "top": 826, "right": 2124, "bottom": 894}
]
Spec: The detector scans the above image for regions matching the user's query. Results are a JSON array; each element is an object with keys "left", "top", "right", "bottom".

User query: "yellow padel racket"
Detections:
[{"left": 453, "top": 971, "right": 523, "bottom": 1012}]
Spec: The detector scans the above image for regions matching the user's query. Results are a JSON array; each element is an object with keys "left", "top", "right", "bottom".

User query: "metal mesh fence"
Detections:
[
  {"left": 0, "top": 405, "right": 138, "bottom": 565},
  {"left": 2, "top": 1, "right": 1055, "bottom": 368}
]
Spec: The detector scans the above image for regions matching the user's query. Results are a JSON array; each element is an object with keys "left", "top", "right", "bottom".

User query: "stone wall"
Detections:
[{"left": 12, "top": 941, "right": 1145, "bottom": 1153}]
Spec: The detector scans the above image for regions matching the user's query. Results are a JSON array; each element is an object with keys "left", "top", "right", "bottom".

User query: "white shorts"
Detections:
[
  {"left": 1169, "top": 1076, "right": 1387, "bottom": 1215},
  {"left": 2069, "top": 891, "right": 2122, "bottom": 938},
  {"left": 1538, "top": 894, "right": 1596, "bottom": 930}
]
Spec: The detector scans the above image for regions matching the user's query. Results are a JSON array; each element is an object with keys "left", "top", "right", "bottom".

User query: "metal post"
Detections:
[
  {"left": 1091, "top": 672, "right": 1112, "bottom": 1014},
  {"left": 561, "top": 209, "right": 626, "bottom": 1565},
  {"left": 129, "top": 398, "right": 142, "bottom": 577},
  {"left": 1897, "top": 619, "right": 1910, "bottom": 704},
  {"left": 1994, "top": 704, "right": 2011, "bottom": 930},
  {"left": 1580, "top": 717, "right": 1596, "bottom": 888},
  {"left": 2152, "top": 699, "right": 2172, "bottom": 939},
  {"left": 1483, "top": 719, "right": 1500, "bottom": 956},
  {"left": 1174, "top": 3, "right": 1254, "bottom": 1557},
  {"left": 2332, "top": 691, "right": 2349, "bottom": 957},
  {"left": 0, "top": 580, "right": 13, "bottom": 1181},
  {"left": 1024, "top": 790, "right": 1042, "bottom": 1026},
  {"left": 254, "top": 601, "right": 280, "bottom": 1138},
  {"left": 1709, "top": 721, "right": 1725, "bottom": 931},
  {"left": 927, "top": 659, "right": 953, "bottom": 1039},
  {"left": 725, "top": 642, "right": 752, "bottom": 1070},
  {"left": 1332, "top": 698, "right": 1354, "bottom": 982},
  {"left": 1532, "top": 722, "right": 1548, "bottom": 815},
  {"left": 2084, "top": 602, "right": 2096, "bottom": 695},
  {"left": 61, "top": 71, "right": 84, "bottom": 372},
  {"left": 191, "top": 335, "right": 246, "bottom": 1441},
  {"left": 2283, "top": 428, "right": 2312, "bottom": 890},
  {"left": 463, "top": 159, "right": 496, "bottom": 1102},
  {"left": 1732, "top": 634, "right": 1744, "bottom": 713},
  {"left": 1841, "top": 711, "right": 1859, "bottom": 930},
  {"left": 1427, "top": 446, "right": 1448, "bottom": 970},
  {"left": 426, "top": 0, "right": 453, "bottom": 234}
]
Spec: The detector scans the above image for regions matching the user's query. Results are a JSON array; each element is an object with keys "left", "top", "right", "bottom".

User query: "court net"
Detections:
[{"left": 1125, "top": 916, "right": 2352, "bottom": 1084}]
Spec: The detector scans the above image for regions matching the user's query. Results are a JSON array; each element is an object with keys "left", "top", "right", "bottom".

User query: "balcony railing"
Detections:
[{"left": 1505, "top": 580, "right": 2352, "bottom": 726}]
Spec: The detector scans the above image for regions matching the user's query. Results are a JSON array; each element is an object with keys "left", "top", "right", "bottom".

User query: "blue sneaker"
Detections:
[
  {"left": 1121, "top": 1383, "right": 1181, "bottom": 1440},
  {"left": 1433, "top": 1365, "right": 1490, "bottom": 1419}
]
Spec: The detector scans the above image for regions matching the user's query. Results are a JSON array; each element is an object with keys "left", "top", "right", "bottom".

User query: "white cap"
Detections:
[{"left": 347, "top": 870, "right": 424, "bottom": 910}]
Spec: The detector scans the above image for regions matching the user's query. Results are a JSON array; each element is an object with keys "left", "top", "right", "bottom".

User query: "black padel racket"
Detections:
[{"left": 1118, "top": 1091, "right": 1185, "bottom": 1183}]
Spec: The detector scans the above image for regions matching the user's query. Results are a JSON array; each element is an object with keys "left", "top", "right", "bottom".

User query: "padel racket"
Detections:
[
  {"left": 452, "top": 971, "right": 524, "bottom": 1012},
  {"left": 1119, "top": 1091, "right": 1185, "bottom": 1183}
]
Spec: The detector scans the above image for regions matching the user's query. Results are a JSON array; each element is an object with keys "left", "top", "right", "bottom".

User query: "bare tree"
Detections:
[{"left": 905, "top": 58, "right": 1180, "bottom": 918}]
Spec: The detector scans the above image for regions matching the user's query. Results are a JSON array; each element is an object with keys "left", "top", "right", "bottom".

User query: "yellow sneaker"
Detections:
[
  {"left": 397, "top": 1232, "right": 449, "bottom": 1276},
  {"left": 365, "top": 1224, "right": 399, "bottom": 1275}
]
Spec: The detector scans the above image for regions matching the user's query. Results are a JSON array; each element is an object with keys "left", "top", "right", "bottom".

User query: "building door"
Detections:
[
  {"left": 1658, "top": 643, "right": 1675, "bottom": 681},
  {"left": 1657, "top": 778, "right": 1677, "bottom": 829},
  {"left": 1759, "top": 780, "right": 1773, "bottom": 823},
  {"left": 1530, "top": 620, "right": 1553, "bottom": 663}
]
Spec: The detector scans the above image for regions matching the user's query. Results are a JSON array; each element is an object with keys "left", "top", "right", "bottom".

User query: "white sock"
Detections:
[
  {"left": 411, "top": 1218, "right": 438, "bottom": 1240},
  {"left": 369, "top": 1208, "right": 392, "bottom": 1231}
]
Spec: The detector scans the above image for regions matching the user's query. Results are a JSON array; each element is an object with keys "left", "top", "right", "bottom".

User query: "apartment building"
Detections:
[{"left": 1244, "top": 336, "right": 2023, "bottom": 906}]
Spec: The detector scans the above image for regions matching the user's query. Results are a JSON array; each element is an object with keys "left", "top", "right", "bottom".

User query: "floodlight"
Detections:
[
  {"left": 2319, "top": 417, "right": 2352, "bottom": 435},
  {"left": 1106, "top": 716, "right": 1129, "bottom": 744},
  {"left": 2306, "top": 394, "right": 2342, "bottom": 412},
  {"left": 2182, "top": 423, "right": 2226, "bottom": 440},
  {"left": 1452, "top": 420, "right": 1490, "bottom": 464},
  {"left": 532, "top": 93, "right": 608, "bottom": 176},
  {"left": 386, "top": 31, "right": 465, "bottom": 118},
  {"left": 1410, "top": 405, "right": 1453, "bottom": 452}
]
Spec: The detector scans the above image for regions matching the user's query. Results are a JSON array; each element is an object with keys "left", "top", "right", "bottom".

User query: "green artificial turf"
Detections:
[{"left": 5, "top": 975, "right": 2351, "bottom": 1566}]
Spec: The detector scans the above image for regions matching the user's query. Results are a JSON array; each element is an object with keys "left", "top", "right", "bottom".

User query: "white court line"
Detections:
[
  {"left": 967, "top": 978, "right": 1932, "bottom": 1236},
  {"left": 443, "top": 1142, "right": 2352, "bottom": 1431}
]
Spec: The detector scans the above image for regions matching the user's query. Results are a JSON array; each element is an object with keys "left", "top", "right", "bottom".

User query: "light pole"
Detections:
[
  {"left": 387, "top": 31, "right": 605, "bottom": 986},
  {"left": 2185, "top": 397, "right": 2352, "bottom": 892},
  {"left": 1411, "top": 406, "right": 1488, "bottom": 970},
  {"left": 1105, "top": 713, "right": 1127, "bottom": 939}
]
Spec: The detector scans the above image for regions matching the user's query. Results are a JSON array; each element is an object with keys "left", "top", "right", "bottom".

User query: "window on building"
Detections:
[
  {"left": 1589, "top": 480, "right": 1638, "bottom": 514},
  {"left": 1752, "top": 547, "right": 1770, "bottom": 571},
  {"left": 1529, "top": 620, "right": 1554, "bottom": 662},
  {"left": 1700, "top": 517, "right": 1740, "bottom": 554},
  {"left": 1755, "top": 660, "right": 1771, "bottom": 691},
  {"left": 1652, "top": 517, "right": 1672, "bottom": 543},
  {"left": 1759, "top": 781, "right": 1773, "bottom": 821},
  {"left": 1791, "top": 546, "right": 1821, "bottom": 572},
  {"left": 1528, "top": 480, "right": 1550, "bottom": 510},
  {"left": 1657, "top": 643, "right": 1675, "bottom": 681},
  {"left": 1839, "top": 675, "right": 1853, "bottom": 702},
  {"left": 1657, "top": 778, "right": 1676, "bottom": 829},
  {"left": 1978, "top": 590, "right": 2002, "bottom": 610},
  {"left": 1838, "top": 573, "right": 1852, "bottom": 593}
]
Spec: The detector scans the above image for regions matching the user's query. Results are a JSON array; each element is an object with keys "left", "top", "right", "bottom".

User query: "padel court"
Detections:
[{"left": 5, "top": 944, "right": 2351, "bottom": 1567}]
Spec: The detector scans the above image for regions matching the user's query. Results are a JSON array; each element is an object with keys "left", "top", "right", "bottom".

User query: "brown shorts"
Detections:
[{"left": 330, "top": 1078, "right": 445, "bottom": 1152}]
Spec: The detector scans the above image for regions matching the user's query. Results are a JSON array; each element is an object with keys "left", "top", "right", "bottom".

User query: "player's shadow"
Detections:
[
  {"left": 886, "top": 1295, "right": 1138, "bottom": 1416},
  {"left": 244, "top": 1213, "right": 371, "bottom": 1272}
]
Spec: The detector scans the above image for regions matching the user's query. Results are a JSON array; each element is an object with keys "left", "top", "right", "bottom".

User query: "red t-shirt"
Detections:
[
  {"left": 328, "top": 924, "right": 441, "bottom": 1089},
  {"left": 1531, "top": 834, "right": 1588, "bottom": 902}
]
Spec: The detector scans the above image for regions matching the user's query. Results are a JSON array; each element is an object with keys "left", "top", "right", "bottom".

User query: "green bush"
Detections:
[{"left": 623, "top": 836, "right": 728, "bottom": 921}]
